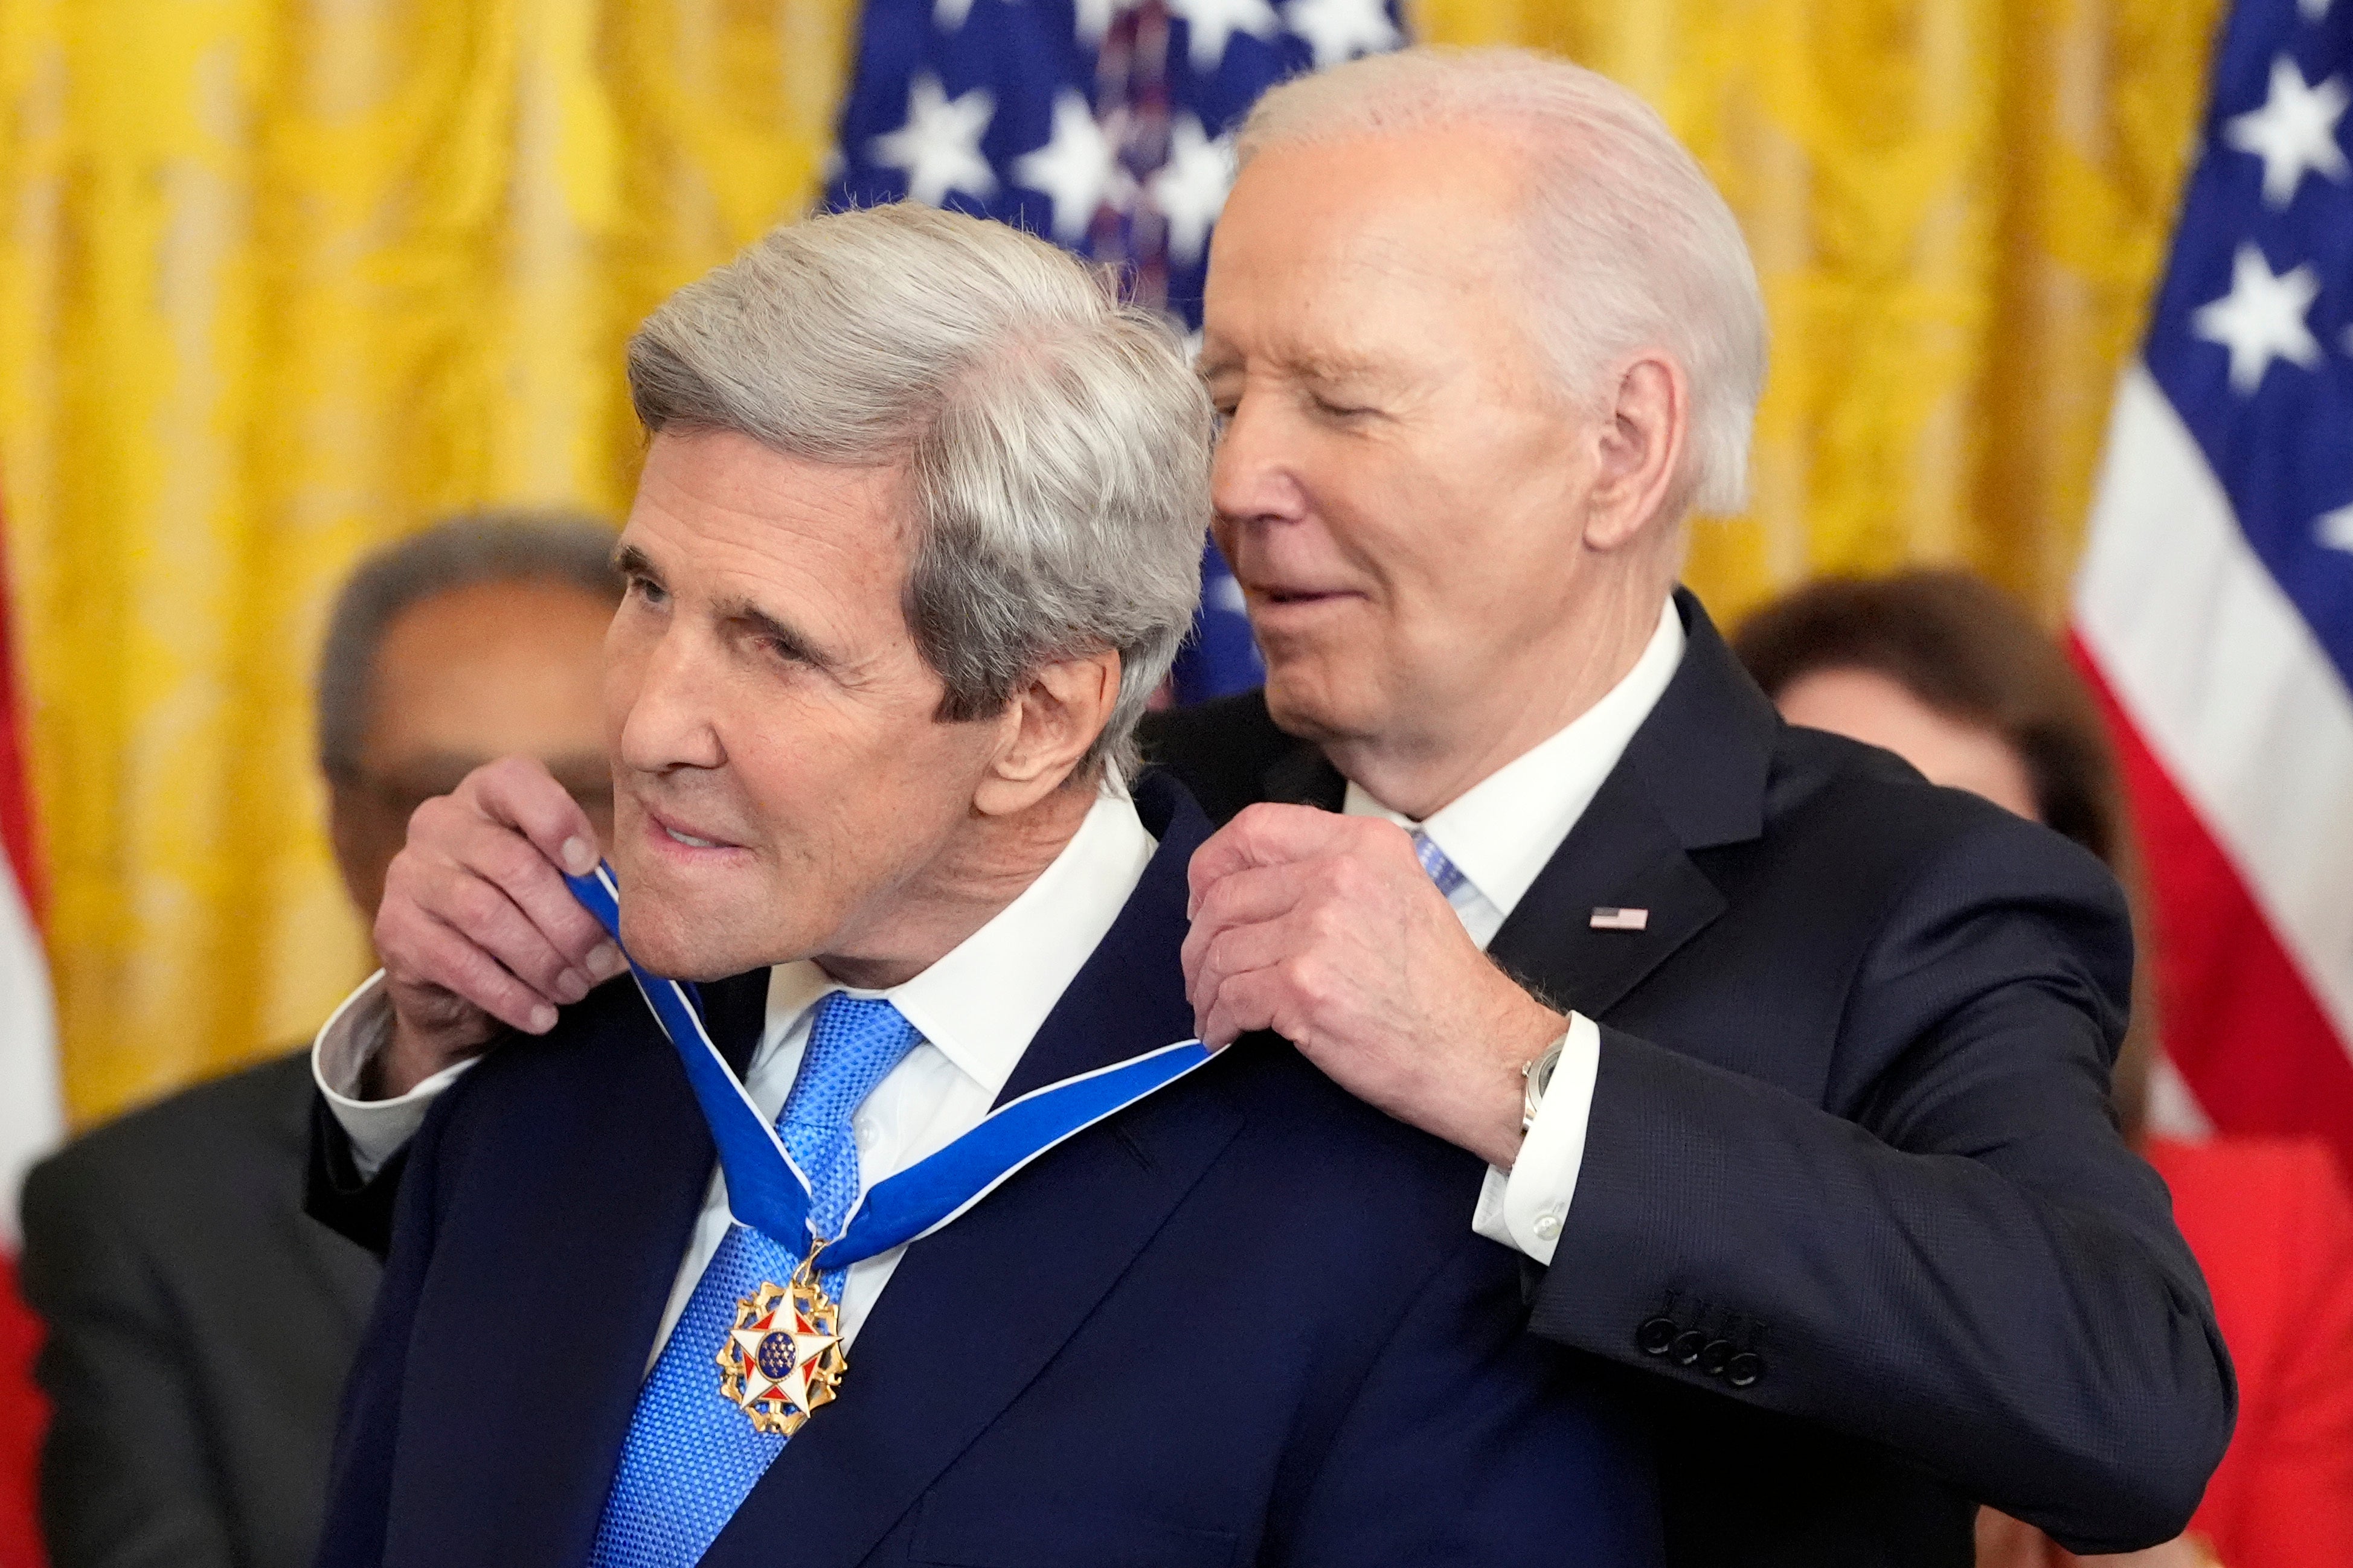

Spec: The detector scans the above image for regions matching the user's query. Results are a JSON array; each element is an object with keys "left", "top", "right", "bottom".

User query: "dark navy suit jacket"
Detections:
[
  {"left": 310, "top": 775, "right": 1663, "bottom": 1568},
  {"left": 1141, "top": 592, "right": 2234, "bottom": 1568}
]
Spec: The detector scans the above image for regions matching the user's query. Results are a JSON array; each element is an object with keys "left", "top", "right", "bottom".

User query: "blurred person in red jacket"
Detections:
[{"left": 1733, "top": 569, "right": 2353, "bottom": 1568}]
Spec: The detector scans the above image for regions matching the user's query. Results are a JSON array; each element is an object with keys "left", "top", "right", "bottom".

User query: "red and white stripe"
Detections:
[
  {"left": 0, "top": 848, "right": 54, "bottom": 1253},
  {"left": 0, "top": 543, "right": 59, "bottom": 1249},
  {"left": 0, "top": 821, "right": 57, "bottom": 1250},
  {"left": 2073, "top": 363, "right": 2353, "bottom": 1161},
  {"left": 0, "top": 523, "right": 56, "bottom": 1568}
]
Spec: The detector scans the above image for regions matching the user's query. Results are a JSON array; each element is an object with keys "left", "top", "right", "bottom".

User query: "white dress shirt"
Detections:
[
  {"left": 1342, "top": 598, "right": 1684, "bottom": 1266},
  {"left": 313, "top": 782, "right": 1158, "bottom": 1359}
]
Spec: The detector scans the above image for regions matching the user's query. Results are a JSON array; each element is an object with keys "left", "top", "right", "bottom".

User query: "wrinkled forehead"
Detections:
[
  {"left": 626, "top": 430, "right": 914, "bottom": 568},
  {"left": 619, "top": 430, "right": 924, "bottom": 661}
]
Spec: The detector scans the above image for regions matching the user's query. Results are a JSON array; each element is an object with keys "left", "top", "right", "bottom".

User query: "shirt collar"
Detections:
[
  {"left": 1343, "top": 598, "right": 1684, "bottom": 921},
  {"left": 763, "top": 778, "right": 1158, "bottom": 1100}
]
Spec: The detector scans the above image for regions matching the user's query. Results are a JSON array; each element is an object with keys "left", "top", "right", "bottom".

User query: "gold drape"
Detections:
[
  {"left": 0, "top": 0, "right": 855, "bottom": 1121},
  {"left": 1417, "top": 0, "right": 2227, "bottom": 621},
  {"left": 0, "top": 0, "right": 2225, "bottom": 1125}
]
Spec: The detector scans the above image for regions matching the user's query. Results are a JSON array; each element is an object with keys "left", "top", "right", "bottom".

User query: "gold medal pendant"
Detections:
[{"left": 714, "top": 1249, "right": 848, "bottom": 1436}]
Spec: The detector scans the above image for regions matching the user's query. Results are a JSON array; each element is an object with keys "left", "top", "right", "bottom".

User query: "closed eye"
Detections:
[
  {"left": 732, "top": 605, "right": 837, "bottom": 675},
  {"left": 613, "top": 545, "right": 670, "bottom": 607},
  {"left": 756, "top": 634, "right": 812, "bottom": 665}
]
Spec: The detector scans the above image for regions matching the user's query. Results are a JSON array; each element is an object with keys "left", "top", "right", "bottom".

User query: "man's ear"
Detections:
[
  {"left": 972, "top": 648, "right": 1124, "bottom": 817},
  {"left": 1582, "top": 353, "right": 1689, "bottom": 553}
]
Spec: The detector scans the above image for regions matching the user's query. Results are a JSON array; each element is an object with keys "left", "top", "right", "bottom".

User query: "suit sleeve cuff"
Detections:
[
  {"left": 312, "top": 971, "right": 477, "bottom": 1179},
  {"left": 1471, "top": 1012, "right": 1600, "bottom": 1266}
]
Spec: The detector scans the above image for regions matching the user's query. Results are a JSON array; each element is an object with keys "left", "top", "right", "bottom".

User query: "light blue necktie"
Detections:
[
  {"left": 589, "top": 993, "right": 923, "bottom": 1568},
  {"left": 1412, "top": 828, "right": 1468, "bottom": 898}
]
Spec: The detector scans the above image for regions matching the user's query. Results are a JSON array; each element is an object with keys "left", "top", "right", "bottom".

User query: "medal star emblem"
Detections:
[{"left": 716, "top": 1276, "right": 846, "bottom": 1436}]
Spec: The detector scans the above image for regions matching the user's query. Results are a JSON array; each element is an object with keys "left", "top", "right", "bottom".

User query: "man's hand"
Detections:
[
  {"left": 1181, "top": 804, "right": 1565, "bottom": 1170},
  {"left": 370, "top": 757, "right": 626, "bottom": 1099}
]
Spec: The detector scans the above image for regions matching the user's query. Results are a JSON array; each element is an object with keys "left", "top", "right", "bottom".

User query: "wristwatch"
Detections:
[{"left": 1521, "top": 1034, "right": 1568, "bottom": 1133}]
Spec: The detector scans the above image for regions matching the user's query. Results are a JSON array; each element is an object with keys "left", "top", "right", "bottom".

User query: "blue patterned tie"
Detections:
[
  {"left": 589, "top": 993, "right": 923, "bottom": 1568},
  {"left": 1412, "top": 829, "right": 1468, "bottom": 898}
]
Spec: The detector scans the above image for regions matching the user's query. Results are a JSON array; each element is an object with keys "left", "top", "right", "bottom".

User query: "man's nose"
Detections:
[
  {"left": 615, "top": 624, "right": 727, "bottom": 775},
  {"left": 1210, "top": 394, "right": 1308, "bottom": 530}
]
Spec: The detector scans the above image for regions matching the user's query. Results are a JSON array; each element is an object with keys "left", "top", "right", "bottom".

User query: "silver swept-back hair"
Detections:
[
  {"left": 316, "top": 511, "right": 620, "bottom": 781},
  {"left": 627, "top": 202, "right": 1213, "bottom": 777},
  {"left": 1238, "top": 48, "right": 1768, "bottom": 517}
]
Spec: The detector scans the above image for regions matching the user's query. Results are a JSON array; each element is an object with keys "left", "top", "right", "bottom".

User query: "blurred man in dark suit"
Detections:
[{"left": 16, "top": 514, "right": 617, "bottom": 1568}]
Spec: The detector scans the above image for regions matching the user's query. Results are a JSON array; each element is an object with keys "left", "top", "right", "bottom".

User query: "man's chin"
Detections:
[
  {"left": 611, "top": 918, "right": 716, "bottom": 982},
  {"left": 1260, "top": 659, "right": 1366, "bottom": 747},
  {"left": 615, "top": 899, "right": 784, "bottom": 983},
  {"left": 608, "top": 842, "right": 765, "bottom": 979}
]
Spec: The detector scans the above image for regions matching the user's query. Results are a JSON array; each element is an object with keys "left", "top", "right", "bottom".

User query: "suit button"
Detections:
[
  {"left": 1637, "top": 1317, "right": 1677, "bottom": 1355},
  {"left": 1669, "top": 1331, "right": 1706, "bottom": 1366},
  {"left": 1698, "top": 1339, "right": 1733, "bottom": 1377},
  {"left": 1726, "top": 1352, "right": 1764, "bottom": 1387}
]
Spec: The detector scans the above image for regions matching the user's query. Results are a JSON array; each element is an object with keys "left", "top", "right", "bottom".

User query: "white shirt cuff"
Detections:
[
  {"left": 1472, "top": 1011, "right": 1602, "bottom": 1266},
  {"left": 310, "top": 970, "right": 479, "bottom": 1180}
]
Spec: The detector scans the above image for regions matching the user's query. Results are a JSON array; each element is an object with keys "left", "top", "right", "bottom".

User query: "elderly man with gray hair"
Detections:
[
  {"left": 304, "top": 202, "right": 1661, "bottom": 1567},
  {"left": 1148, "top": 45, "right": 2232, "bottom": 1568}
]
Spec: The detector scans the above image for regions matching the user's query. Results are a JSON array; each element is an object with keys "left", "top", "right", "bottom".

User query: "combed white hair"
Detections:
[
  {"left": 628, "top": 203, "right": 1213, "bottom": 775},
  {"left": 1237, "top": 47, "right": 1768, "bottom": 516}
]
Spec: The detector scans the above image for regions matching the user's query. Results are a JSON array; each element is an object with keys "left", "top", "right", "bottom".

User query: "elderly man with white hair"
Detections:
[
  {"left": 1147, "top": 46, "right": 2233, "bottom": 1568},
  {"left": 301, "top": 202, "right": 1662, "bottom": 1568}
]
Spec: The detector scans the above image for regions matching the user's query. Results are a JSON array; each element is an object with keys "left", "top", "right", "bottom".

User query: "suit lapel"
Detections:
[
  {"left": 707, "top": 776, "right": 1241, "bottom": 1567},
  {"left": 1486, "top": 591, "right": 1778, "bottom": 1022},
  {"left": 697, "top": 966, "right": 774, "bottom": 1078},
  {"left": 1234, "top": 594, "right": 1778, "bottom": 1028},
  {"left": 1486, "top": 764, "right": 1727, "bottom": 1019},
  {"left": 400, "top": 969, "right": 772, "bottom": 1563},
  {"left": 993, "top": 775, "right": 1207, "bottom": 1104}
]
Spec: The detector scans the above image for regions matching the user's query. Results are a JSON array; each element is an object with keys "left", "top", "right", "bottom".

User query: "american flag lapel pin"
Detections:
[{"left": 1590, "top": 907, "right": 1650, "bottom": 931}]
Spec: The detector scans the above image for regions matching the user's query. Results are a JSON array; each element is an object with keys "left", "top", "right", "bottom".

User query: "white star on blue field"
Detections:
[
  {"left": 826, "top": 0, "right": 1405, "bottom": 700},
  {"left": 2145, "top": 0, "right": 2353, "bottom": 667}
]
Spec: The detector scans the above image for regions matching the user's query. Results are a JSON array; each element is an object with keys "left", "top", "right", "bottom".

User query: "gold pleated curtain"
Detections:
[{"left": 0, "top": 0, "right": 2224, "bottom": 1125}]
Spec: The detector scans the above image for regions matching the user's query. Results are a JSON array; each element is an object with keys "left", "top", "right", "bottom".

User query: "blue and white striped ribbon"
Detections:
[{"left": 565, "top": 862, "right": 1212, "bottom": 1268}]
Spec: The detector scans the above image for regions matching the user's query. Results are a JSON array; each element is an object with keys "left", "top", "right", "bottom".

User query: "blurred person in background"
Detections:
[
  {"left": 1735, "top": 569, "right": 2353, "bottom": 1568},
  {"left": 16, "top": 514, "right": 617, "bottom": 1568}
]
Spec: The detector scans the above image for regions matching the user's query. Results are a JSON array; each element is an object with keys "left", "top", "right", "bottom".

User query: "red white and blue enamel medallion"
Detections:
[{"left": 714, "top": 1261, "right": 846, "bottom": 1436}]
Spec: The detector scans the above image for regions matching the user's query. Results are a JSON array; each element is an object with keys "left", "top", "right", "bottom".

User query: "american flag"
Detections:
[
  {"left": 1, "top": 507, "right": 60, "bottom": 1565},
  {"left": 824, "top": 0, "right": 1407, "bottom": 702},
  {"left": 2073, "top": 0, "right": 2353, "bottom": 1162}
]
